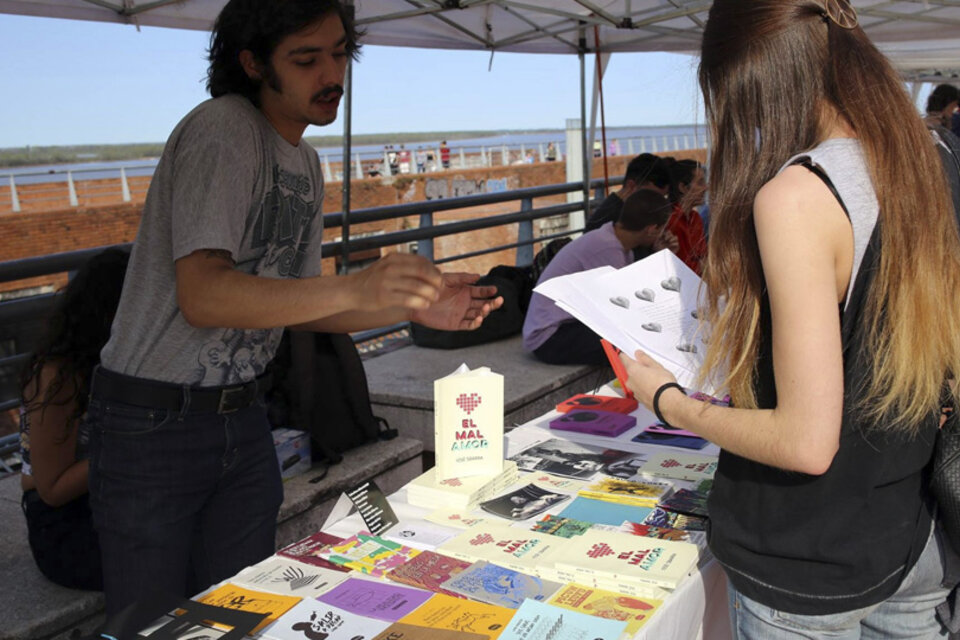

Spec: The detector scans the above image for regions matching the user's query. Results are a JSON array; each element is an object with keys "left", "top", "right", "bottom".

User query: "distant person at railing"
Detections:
[
  {"left": 87, "top": 0, "right": 502, "bottom": 621},
  {"left": 19, "top": 247, "right": 129, "bottom": 591},
  {"left": 584, "top": 153, "right": 672, "bottom": 234},
  {"left": 665, "top": 158, "right": 708, "bottom": 275},
  {"left": 523, "top": 190, "right": 673, "bottom": 365},
  {"left": 545, "top": 142, "right": 557, "bottom": 162},
  {"left": 440, "top": 140, "right": 451, "bottom": 169}
]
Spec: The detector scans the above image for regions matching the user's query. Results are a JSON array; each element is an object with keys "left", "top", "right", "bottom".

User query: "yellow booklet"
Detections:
[
  {"left": 400, "top": 593, "right": 515, "bottom": 639},
  {"left": 547, "top": 582, "right": 663, "bottom": 634},
  {"left": 434, "top": 364, "right": 504, "bottom": 481},
  {"left": 197, "top": 583, "right": 301, "bottom": 634}
]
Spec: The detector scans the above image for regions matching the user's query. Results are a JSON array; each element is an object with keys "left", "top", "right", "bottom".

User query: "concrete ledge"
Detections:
[
  {"left": 276, "top": 436, "right": 423, "bottom": 547},
  {"left": 365, "top": 335, "right": 610, "bottom": 451},
  {"left": 0, "top": 436, "right": 423, "bottom": 640}
]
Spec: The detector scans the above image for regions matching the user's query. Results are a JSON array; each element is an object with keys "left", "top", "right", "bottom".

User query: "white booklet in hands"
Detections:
[{"left": 534, "top": 249, "right": 710, "bottom": 392}]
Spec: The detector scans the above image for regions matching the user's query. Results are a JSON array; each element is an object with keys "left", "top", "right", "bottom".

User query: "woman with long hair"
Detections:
[
  {"left": 19, "top": 247, "right": 128, "bottom": 590},
  {"left": 621, "top": 0, "right": 960, "bottom": 636}
]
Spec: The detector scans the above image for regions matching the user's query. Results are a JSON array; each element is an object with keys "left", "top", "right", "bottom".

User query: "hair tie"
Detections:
[{"left": 821, "top": 0, "right": 859, "bottom": 29}]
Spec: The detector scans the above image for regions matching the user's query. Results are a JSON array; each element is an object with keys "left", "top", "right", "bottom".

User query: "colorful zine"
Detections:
[
  {"left": 578, "top": 476, "right": 674, "bottom": 507},
  {"left": 619, "top": 522, "right": 708, "bottom": 550},
  {"left": 531, "top": 515, "right": 595, "bottom": 538},
  {"left": 549, "top": 409, "right": 637, "bottom": 437},
  {"left": 557, "top": 495, "right": 652, "bottom": 527},
  {"left": 317, "top": 578, "right": 434, "bottom": 622},
  {"left": 399, "top": 592, "right": 515, "bottom": 639},
  {"left": 372, "top": 622, "right": 488, "bottom": 640},
  {"left": 386, "top": 550, "right": 473, "bottom": 598},
  {"left": 546, "top": 583, "right": 663, "bottom": 635},
  {"left": 320, "top": 532, "right": 421, "bottom": 578},
  {"left": 277, "top": 531, "right": 349, "bottom": 572},
  {"left": 498, "top": 599, "right": 627, "bottom": 640},
  {"left": 658, "top": 488, "right": 710, "bottom": 517},
  {"left": 233, "top": 555, "right": 349, "bottom": 597},
  {"left": 508, "top": 438, "right": 632, "bottom": 479},
  {"left": 266, "top": 598, "right": 390, "bottom": 640},
  {"left": 479, "top": 483, "right": 571, "bottom": 521},
  {"left": 440, "top": 561, "right": 563, "bottom": 609},
  {"left": 195, "top": 583, "right": 301, "bottom": 635},
  {"left": 434, "top": 364, "right": 504, "bottom": 480},
  {"left": 555, "top": 394, "right": 638, "bottom": 414},
  {"left": 642, "top": 506, "right": 708, "bottom": 531}
]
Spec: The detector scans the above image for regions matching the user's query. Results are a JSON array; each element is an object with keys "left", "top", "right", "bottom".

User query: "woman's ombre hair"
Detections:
[{"left": 697, "top": 0, "right": 960, "bottom": 430}]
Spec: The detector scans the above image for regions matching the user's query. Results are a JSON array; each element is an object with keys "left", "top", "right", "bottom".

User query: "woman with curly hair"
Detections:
[
  {"left": 621, "top": 0, "right": 960, "bottom": 637},
  {"left": 19, "top": 247, "right": 128, "bottom": 590}
]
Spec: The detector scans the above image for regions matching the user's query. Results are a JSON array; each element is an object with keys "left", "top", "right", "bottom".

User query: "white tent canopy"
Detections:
[{"left": 1, "top": 0, "right": 959, "bottom": 73}]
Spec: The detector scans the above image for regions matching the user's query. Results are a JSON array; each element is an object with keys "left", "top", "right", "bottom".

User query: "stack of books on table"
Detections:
[{"left": 406, "top": 460, "right": 519, "bottom": 511}]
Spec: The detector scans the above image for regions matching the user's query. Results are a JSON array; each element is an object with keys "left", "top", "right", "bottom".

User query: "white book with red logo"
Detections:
[
  {"left": 554, "top": 529, "right": 699, "bottom": 590},
  {"left": 433, "top": 364, "right": 504, "bottom": 481},
  {"left": 406, "top": 461, "right": 519, "bottom": 510},
  {"left": 436, "top": 522, "right": 569, "bottom": 577}
]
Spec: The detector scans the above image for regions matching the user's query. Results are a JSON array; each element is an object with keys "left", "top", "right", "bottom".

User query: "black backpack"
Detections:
[
  {"left": 265, "top": 331, "right": 396, "bottom": 465},
  {"left": 410, "top": 265, "right": 533, "bottom": 349}
]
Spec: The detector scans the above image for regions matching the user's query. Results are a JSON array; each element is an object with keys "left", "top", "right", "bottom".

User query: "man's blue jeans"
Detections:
[{"left": 87, "top": 389, "right": 283, "bottom": 617}]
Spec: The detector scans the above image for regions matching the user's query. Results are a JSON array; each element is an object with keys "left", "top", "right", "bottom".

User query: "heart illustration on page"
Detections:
[
  {"left": 635, "top": 288, "right": 655, "bottom": 302},
  {"left": 661, "top": 277, "right": 682, "bottom": 292},
  {"left": 610, "top": 296, "right": 630, "bottom": 309},
  {"left": 641, "top": 323, "right": 662, "bottom": 333},
  {"left": 456, "top": 392, "right": 482, "bottom": 414}
]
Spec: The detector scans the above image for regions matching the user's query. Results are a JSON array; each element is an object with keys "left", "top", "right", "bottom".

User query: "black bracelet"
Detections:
[{"left": 653, "top": 382, "right": 685, "bottom": 427}]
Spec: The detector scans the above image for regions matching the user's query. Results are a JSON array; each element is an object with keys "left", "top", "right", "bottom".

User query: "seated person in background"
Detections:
[
  {"left": 665, "top": 159, "right": 708, "bottom": 275},
  {"left": 524, "top": 190, "right": 672, "bottom": 365},
  {"left": 584, "top": 153, "right": 672, "bottom": 233},
  {"left": 923, "top": 83, "right": 959, "bottom": 131},
  {"left": 19, "top": 247, "right": 129, "bottom": 590}
]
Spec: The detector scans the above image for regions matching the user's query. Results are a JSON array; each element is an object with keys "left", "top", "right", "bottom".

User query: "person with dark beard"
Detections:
[{"left": 87, "top": 0, "right": 501, "bottom": 618}]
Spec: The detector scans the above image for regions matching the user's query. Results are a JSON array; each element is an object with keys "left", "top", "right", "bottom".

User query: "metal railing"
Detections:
[
  {"left": 0, "top": 176, "right": 621, "bottom": 419},
  {"left": 1, "top": 132, "right": 707, "bottom": 211}
]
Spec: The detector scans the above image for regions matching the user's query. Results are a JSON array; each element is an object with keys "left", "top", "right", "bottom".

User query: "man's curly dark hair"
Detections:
[{"left": 206, "top": 0, "right": 363, "bottom": 105}]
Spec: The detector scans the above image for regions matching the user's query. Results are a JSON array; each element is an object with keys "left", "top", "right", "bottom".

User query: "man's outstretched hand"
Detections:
[{"left": 410, "top": 272, "right": 504, "bottom": 331}]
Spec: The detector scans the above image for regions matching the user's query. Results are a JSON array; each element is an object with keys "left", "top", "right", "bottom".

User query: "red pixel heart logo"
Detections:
[{"left": 456, "top": 392, "right": 482, "bottom": 414}]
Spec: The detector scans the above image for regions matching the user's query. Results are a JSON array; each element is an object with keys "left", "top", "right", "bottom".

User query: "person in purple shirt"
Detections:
[{"left": 523, "top": 190, "right": 672, "bottom": 365}]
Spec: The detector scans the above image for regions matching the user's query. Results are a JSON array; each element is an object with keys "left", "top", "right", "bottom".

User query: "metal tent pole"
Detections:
[{"left": 339, "top": 3, "right": 355, "bottom": 275}]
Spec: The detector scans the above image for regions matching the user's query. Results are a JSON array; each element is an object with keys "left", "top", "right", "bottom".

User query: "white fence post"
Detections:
[
  {"left": 501, "top": 144, "right": 509, "bottom": 165},
  {"left": 9, "top": 175, "right": 20, "bottom": 213},
  {"left": 120, "top": 167, "right": 131, "bottom": 202},
  {"left": 322, "top": 155, "right": 333, "bottom": 182},
  {"left": 355, "top": 153, "right": 363, "bottom": 179},
  {"left": 627, "top": 139, "right": 635, "bottom": 155},
  {"left": 67, "top": 171, "right": 78, "bottom": 207},
  {"left": 459, "top": 148, "right": 465, "bottom": 169}
]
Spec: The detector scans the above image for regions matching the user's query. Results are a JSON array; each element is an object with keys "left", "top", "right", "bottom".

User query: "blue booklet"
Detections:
[
  {"left": 499, "top": 599, "right": 628, "bottom": 640},
  {"left": 440, "top": 561, "right": 563, "bottom": 609},
  {"left": 557, "top": 496, "right": 652, "bottom": 527}
]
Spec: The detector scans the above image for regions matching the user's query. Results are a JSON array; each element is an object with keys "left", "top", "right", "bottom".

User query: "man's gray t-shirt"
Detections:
[{"left": 101, "top": 95, "right": 324, "bottom": 386}]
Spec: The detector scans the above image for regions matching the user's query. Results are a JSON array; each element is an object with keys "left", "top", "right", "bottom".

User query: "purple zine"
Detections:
[
  {"left": 317, "top": 577, "right": 433, "bottom": 622},
  {"left": 549, "top": 409, "right": 637, "bottom": 437},
  {"left": 645, "top": 422, "right": 701, "bottom": 438}
]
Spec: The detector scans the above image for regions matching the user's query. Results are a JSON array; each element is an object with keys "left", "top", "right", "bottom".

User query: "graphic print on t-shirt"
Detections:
[{"left": 195, "top": 164, "right": 317, "bottom": 386}]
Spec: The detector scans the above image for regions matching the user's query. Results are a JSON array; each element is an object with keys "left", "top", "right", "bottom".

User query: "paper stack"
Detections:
[
  {"left": 406, "top": 460, "right": 519, "bottom": 511},
  {"left": 533, "top": 249, "right": 708, "bottom": 391}
]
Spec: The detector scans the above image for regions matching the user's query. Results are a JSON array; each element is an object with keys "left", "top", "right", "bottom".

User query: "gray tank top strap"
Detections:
[{"left": 781, "top": 138, "right": 879, "bottom": 312}]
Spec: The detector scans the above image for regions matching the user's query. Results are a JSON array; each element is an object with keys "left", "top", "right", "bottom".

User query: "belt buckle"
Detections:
[{"left": 218, "top": 385, "right": 251, "bottom": 414}]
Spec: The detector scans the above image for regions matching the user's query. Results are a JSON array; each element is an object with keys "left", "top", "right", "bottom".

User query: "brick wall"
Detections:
[{"left": 0, "top": 150, "right": 706, "bottom": 293}]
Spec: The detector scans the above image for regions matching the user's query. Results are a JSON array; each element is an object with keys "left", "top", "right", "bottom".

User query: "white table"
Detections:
[{"left": 324, "top": 386, "right": 733, "bottom": 640}]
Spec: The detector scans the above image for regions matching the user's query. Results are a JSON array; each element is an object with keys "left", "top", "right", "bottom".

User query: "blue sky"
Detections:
[{"left": 0, "top": 14, "right": 705, "bottom": 148}]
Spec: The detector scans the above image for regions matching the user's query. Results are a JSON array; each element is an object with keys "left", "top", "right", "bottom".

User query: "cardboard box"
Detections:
[{"left": 272, "top": 428, "right": 311, "bottom": 480}]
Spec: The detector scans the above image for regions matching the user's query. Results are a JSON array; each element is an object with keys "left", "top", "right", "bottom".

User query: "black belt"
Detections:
[{"left": 92, "top": 366, "right": 271, "bottom": 414}]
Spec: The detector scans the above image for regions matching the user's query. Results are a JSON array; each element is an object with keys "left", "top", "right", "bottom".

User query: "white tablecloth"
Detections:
[{"left": 324, "top": 386, "right": 733, "bottom": 640}]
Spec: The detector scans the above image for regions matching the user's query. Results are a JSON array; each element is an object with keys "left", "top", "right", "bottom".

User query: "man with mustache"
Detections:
[{"left": 87, "top": 0, "right": 502, "bottom": 619}]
